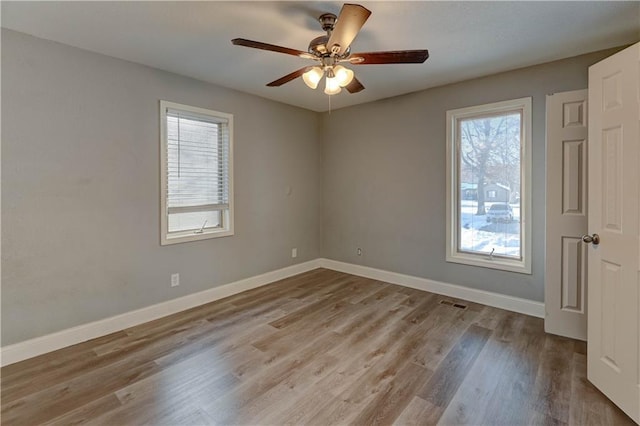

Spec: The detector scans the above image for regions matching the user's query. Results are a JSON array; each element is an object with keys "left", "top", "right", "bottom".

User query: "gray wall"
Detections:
[
  {"left": 1, "top": 29, "right": 321, "bottom": 346},
  {"left": 320, "top": 47, "right": 622, "bottom": 303},
  {"left": 1, "top": 27, "right": 625, "bottom": 347}
]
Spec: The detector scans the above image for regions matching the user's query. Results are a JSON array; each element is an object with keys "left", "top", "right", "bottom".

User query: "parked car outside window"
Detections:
[{"left": 486, "top": 203, "right": 514, "bottom": 223}]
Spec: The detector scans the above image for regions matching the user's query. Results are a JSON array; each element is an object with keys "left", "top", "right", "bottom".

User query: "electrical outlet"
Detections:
[
  {"left": 171, "top": 273, "right": 180, "bottom": 287},
  {"left": 357, "top": 248, "right": 362, "bottom": 256},
  {"left": 291, "top": 248, "right": 298, "bottom": 258}
]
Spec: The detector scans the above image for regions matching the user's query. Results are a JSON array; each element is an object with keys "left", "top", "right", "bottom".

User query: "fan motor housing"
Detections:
[
  {"left": 308, "top": 35, "right": 329, "bottom": 55},
  {"left": 308, "top": 35, "right": 351, "bottom": 58}
]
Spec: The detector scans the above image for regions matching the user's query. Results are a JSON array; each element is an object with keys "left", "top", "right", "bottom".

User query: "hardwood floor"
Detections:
[{"left": 1, "top": 268, "right": 634, "bottom": 425}]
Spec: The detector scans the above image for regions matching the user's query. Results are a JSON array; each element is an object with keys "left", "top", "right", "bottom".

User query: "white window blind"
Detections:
[{"left": 160, "top": 101, "right": 233, "bottom": 244}]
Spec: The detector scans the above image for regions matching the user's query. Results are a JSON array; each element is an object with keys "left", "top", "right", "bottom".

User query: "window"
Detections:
[
  {"left": 445, "top": 97, "right": 531, "bottom": 274},
  {"left": 160, "top": 101, "right": 233, "bottom": 245}
]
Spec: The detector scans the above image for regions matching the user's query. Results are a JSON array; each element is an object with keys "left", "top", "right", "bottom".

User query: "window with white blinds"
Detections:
[{"left": 160, "top": 101, "right": 233, "bottom": 245}]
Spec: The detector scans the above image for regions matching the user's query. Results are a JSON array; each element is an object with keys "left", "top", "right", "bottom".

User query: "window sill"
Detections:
[
  {"left": 161, "top": 228, "right": 234, "bottom": 246},
  {"left": 446, "top": 251, "right": 531, "bottom": 274}
]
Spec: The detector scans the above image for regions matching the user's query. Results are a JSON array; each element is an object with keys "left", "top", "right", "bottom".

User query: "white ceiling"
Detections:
[{"left": 2, "top": 1, "right": 638, "bottom": 112}]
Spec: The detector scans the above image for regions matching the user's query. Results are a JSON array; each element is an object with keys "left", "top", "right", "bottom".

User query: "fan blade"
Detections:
[
  {"left": 349, "top": 50, "right": 429, "bottom": 64},
  {"left": 345, "top": 76, "right": 365, "bottom": 93},
  {"left": 326, "top": 4, "right": 371, "bottom": 56},
  {"left": 266, "top": 67, "right": 312, "bottom": 87},
  {"left": 232, "top": 38, "right": 312, "bottom": 58}
]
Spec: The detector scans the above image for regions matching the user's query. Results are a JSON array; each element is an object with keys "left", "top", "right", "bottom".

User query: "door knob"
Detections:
[{"left": 582, "top": 233, "right": 600, "bottom": 245}]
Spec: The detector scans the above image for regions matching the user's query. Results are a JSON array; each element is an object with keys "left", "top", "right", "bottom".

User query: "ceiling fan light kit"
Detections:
[
  {"left": 231, "top": 3, "right": 429, "bottom": 96},
  {"left": 302, "top": 64, "right": 354, "bottom": 94}
]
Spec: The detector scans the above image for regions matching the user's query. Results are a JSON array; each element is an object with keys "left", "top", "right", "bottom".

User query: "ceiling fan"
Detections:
[{"left": 231, "top": 3, "right": 429, "bottom": 95}]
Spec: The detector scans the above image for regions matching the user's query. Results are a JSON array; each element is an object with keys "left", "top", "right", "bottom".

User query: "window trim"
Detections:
[
  {"left": 445, "top": 97, "right": 532, "bottom": 274},
  {"left": 160, "top": 100, "right": 234, "bottom": 245}
]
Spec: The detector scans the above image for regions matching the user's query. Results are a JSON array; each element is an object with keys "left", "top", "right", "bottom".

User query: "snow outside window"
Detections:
[{"left": 445, "top": 98, "right": 532, "bottom": 274}]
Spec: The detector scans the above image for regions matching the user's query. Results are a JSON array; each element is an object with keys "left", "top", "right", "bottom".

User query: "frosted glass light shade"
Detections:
[
  {"left": 302, "top": 67, "right": 323, "bottom": 89},
  {"left": 324, "top": 75, "right": 342, "bottom": 95},
  {"left": 333, "top": 65, "right": 354, "bottom": 87}
]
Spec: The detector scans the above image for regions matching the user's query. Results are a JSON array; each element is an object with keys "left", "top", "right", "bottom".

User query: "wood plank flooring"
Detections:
[{"left": 1, "top": 268, "right": 634, "bottom": 425}]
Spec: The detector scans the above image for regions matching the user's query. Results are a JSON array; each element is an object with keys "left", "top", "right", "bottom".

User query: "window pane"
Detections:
[
  {"left": 168, "top": 210, "right": 222, "bottom": 233},
  {"left": 458, "top": 112, "right": 521, "bottom": 259}
]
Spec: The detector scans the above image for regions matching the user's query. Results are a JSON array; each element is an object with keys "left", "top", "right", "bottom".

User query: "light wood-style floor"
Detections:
[{"left": 1, "top": 268, "right": 634, "bottom": 425}]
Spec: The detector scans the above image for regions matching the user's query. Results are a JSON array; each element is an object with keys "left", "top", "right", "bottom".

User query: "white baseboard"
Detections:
[
  {"left": 1, "top": 257, "right": 544, "bottom": 367},
  {"left": 0, "top": 259, "right": 321, "bottom": 367},
  {"left": 318, "top": 258, "right": 545, "bottom": 319}
]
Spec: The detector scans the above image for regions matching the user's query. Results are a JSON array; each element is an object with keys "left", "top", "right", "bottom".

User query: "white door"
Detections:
[
  {"left": 545, "top": 89, "right": 589, "bottom": 341},
  {"left": 587, "top": 42, "right": 639, "bottom": 423}
]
